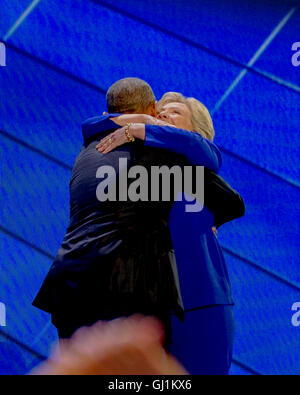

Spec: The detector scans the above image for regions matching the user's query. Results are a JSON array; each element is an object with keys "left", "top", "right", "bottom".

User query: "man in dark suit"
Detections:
[{"left": 32, "top": 78, "right": 244, "bottom": 349}]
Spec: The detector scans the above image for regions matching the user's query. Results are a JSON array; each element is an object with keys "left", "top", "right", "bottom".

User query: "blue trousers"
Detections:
[{"left": 167, "top": 304, "right": 235, "bottom": 375}]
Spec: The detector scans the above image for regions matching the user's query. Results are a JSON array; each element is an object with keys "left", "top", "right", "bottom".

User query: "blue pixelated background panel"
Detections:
[
  {"left": 0, "top": 232, "right": 57, "bottom": 375},
  {"left": 213, "top": 71, "right": 300, "bottom": 186},
  {"left": 225, "top": 252, "right": 300, "bottom": 375},
  {"left": 0, "top": 0, "right": 33, "bottom": 38},
  {"left": 217, "top": 152, "right": 300, "bottom": 286},
  {"left": 0, "top": 133, "right": 70, "bottom": 256},
  {"left": 93, "top": 0, "right": 297, "bottom": 65},
  {"left": 7, "top": 0, "right": 241, "bottom": 110},
  {"left": 0, "top": 47, "right": 105, "bottom": 166},
  {"left": 255, "top": 8, "right": 300, "bottom": 86},
  {"left": 0, "top": 0, "right": 299, "bottom": 376}
]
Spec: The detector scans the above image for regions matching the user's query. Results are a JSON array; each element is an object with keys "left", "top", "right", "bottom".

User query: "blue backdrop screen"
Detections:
[{"left": 0, "top": 0, "right": 299, "bottom": 375}]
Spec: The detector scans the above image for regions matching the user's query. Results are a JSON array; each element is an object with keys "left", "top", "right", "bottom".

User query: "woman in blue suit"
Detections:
[{"left": 96, "top": 92, "right": 240, "bottom": 375}]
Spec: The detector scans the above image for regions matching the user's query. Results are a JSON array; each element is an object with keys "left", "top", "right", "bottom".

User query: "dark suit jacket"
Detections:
[{"left": 32, "top": 115, "right": 244, "bottom": 322}]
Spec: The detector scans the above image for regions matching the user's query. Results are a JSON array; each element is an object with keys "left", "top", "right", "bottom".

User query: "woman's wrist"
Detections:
[{"left": 129, "top": 123, "right": 146, "bottom": 141}]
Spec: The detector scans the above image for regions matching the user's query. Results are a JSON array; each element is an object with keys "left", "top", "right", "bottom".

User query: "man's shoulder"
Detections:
[
  {"left": 82, "top": 115, "right": 109, "bottom": 127},
  {"left": 82, "top": 114, "right": 120, "bottom": 143}
]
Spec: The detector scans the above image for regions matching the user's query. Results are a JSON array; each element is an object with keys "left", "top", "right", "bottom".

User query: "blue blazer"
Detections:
[{"left": 143, "top": 124, "right": 238, "bottom": 308}]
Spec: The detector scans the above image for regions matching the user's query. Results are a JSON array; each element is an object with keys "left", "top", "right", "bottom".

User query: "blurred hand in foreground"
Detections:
[{"left": 30, "top": 314, "right": 189, "bottom": 375}]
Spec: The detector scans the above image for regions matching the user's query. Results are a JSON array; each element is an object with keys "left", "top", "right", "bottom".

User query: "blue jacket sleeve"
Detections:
[
  {"left": 81, "top": 114, "right": 121, "bottom": 142},
  {"left": 144, "top": 125, "right": 222, "bottom": 173}
]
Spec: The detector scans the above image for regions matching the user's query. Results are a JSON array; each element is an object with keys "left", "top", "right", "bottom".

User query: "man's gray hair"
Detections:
[{"left": 106, "top": 77, "right": 156, "bottom": 113}]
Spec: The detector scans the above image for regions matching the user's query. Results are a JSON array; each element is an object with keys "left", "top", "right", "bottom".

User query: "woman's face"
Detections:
[{"left": 157, "top": 102, "right": 193, "bottom": 131}]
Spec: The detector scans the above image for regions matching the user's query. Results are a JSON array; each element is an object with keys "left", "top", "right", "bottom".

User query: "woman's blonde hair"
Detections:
[{"left": 157, "top": 92, "right": 215, "bottom": 141}]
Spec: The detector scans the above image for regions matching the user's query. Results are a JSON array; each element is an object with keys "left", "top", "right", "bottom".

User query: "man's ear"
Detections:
[{"left": 148, "top": 102, "right": 157, "bottom": 117}]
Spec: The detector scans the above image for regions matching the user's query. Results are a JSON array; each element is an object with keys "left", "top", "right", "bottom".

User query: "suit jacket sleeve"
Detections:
[
  {"left": 204, "top": 169, "right": 246, "bottom": 228},
  {"left": 144, "top": 125, "right": 222, "bottom": 173}
]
